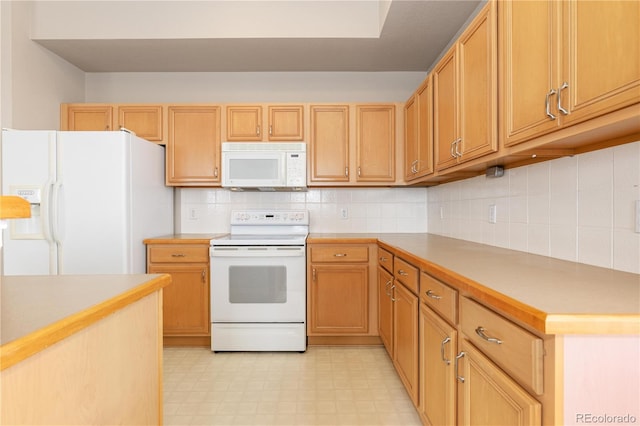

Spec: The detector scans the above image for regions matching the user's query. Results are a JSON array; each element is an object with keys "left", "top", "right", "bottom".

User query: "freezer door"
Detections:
[{"left": 1, "top": 130, "right": 58, "bottom": 275}]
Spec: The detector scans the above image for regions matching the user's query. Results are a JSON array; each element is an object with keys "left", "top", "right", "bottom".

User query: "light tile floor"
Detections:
[{"left": 163, "top": 346, "right": 422, "bottom": 425}]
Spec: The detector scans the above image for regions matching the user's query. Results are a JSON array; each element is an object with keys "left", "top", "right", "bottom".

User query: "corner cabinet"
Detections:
[
  {"left": 404, "top": 76, "right": 433, "bottom": 182},
  {"left": 145, "top": 241, "right": 211, "bottom": 346},
  {"left": 166, "top": 105, "right": 221, "bottom": 186},
  {"left": 307, "top": 242, "right": 379, "bottom": 345},
  {"left": 499, "top": 0, "right": 640, "bottom": 147},
  {"left": 433, "top": 1, "right": 497, "bottom": 171}
]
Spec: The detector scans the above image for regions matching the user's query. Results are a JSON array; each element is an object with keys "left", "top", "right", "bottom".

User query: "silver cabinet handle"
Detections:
[
  {"left": 397, "top": 269, "right": 409, "bottom": 276},
  {"left": 455, "top": 351, "right": 465, "bottom": 383},
  {"left": 269, "top": 124, "right": 273, "bottom": 135},
  {"left": 384, "top": 279, "right": 392, "bottom": 296},
  {"left": 171, "top": 253, "right": 186, "bottom": 257},
  {"left": 379, "top": 256, "right": 388, "bottom": 262},
  {"left": 545, "top": 89, "right": 557, "bottom": 120},
  {"left": 357, "top": 166, "right": 361, "bottom": 177},
  {"left": 214, "top": 167, "right": 218, "bottom": 178},
  {"left": 312, "top": 268, "right": 316, "bottom": 281},
  {"left": 390, "top": 284, "right": 397, "bottom": 302},
  {"left": 201, "top": 270, "right": 206, "bottom": 283},
  {"left": 557, "top": 82, "right": 569, "bottom": 115},
  {"left": 426, "top": 290, "right": 442, "bottom": 300},
  {"left": 450, "top": 140, "right": 456, "bottom": 158},
  {"left": 333, "top": 253, "right": 347, "bottom": 257},
  {"left": 454, "top": 138, "right": 462, "bottom": 157},
  {"left": 345, "top": 167, "right": 349, "bottom": 177},
  {"left": 256, "top": 125, "right": 261, "bottom": 136},
  {"left": 440, "top": 337, "right": 451, "bottom": 365},
  {"left": 475, "top": 327, "right": 503, "bottom": 344}
]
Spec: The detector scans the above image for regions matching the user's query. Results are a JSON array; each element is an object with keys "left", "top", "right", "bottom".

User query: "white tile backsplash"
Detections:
[
  {"left": 177, "top": 142, "right": 639, "bottom": 274},
  {"left": 427, "top": 141, "right": 640, "bottom": 274}
]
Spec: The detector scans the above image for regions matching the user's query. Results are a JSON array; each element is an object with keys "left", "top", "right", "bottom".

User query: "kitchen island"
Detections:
[
  {"left": 0, "top": 273, "right": 170, "bottom": 425},
  {"left": 307, "top": 233, "right": 640, "bottom": 426}
]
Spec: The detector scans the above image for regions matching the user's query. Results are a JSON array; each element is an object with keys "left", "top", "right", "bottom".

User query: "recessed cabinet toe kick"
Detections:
[{"left": 210, "top": 210, "right": 309, "bottom": 352}]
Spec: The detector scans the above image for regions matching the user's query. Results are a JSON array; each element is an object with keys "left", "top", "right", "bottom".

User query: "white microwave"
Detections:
[{"left": 221, "top": 142, "right": 307, "bottom": 191}]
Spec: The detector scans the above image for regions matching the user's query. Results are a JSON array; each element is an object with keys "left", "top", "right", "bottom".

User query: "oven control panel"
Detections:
[{"left": 230, "top": 210, "right": 309, "bottom": 225}]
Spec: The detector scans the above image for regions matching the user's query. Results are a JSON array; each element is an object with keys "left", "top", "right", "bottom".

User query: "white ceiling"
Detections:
[{"left": 32, "top": 0, "right": 483, "bottom": 73}]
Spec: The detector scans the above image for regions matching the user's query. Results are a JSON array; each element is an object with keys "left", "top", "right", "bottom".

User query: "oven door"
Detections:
[{"left": 210, "top": 245, "right": 306, "bottom": 322}]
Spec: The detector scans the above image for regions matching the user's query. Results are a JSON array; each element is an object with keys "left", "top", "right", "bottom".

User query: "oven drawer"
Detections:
[
  {"left": 378, "top": 247, "right": 394, "bottom": 273},
  {"left": 460, "top": 297, "right": 544, "bottom": 395},
  {"left": 394, "top": 257, "right": 419, "bottom": 295},
  {"left": 148, "top": 245, "right": 209, "bottom": 263},
  {"left": 310, "top": 245, "right": 369, "bottom": 263}
]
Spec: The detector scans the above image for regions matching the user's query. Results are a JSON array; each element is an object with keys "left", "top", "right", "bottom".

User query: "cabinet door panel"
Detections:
[
  {"left": 226, "top": 106, "right": 262, "bottom": 141},
  {"left": 458, "top": 340, "right": 541, "bottom": 426},
  {"left": 420, "top": 304, "right": 457, "bottom": 426},
  {"left": 309, "top": 105, "right": 350, "bottom": 182},
  {"left": 458, "top": 2, "right": 497, "bottom": 161},
  {"left": 268, "top": 105, "right": 304, "bottom": 141},
  {"left": 309, "top": 264, "right": 368, "bottom": 334},
  {"left": 433, "top": 49, "right": 458, "bottom": 171},
  {"left": 65, "top": 105, "right": 113, "bottom": 131},
  {"left": 393, "top": 281, "right": 419, "bottom": 405},
  {"left": 378, "top": 266, "right": 394, "bottom": 356},
  {"left": 499, "top": 0, "right": 561, "bottom": 146},
  {"left": 356, "top": 105, "right": 395, "bottom": 182},
  {"left": 404, "top": 95, "right": 418, "bottom": 181},
  {"left": 415, "top": 78, "right": 434, "bottom": 178},
  {"left": 118, "top": 105, "right": 163, "bottom": 142},
  {"left": 149, "top": 264, "right": 210, "bottom": 335},
  {"left": 562, "top": 0, "right": 640, "bottom": 125},
  {"left": 167, "top": 106, "right": 221, "bottom": 185}
]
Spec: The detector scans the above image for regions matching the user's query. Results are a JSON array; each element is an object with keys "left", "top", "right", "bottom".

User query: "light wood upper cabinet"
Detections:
[
  {"left": 405, "top": 76, "right": 434, "bottom": 182},
  {"left": 117, "top": 105, "right": 163, "bottom": 142},
  {"left": 166, "top": 105, "right": 221, "bottom": 186},
  {"left": 434, "top": 1, "right": 497, "bottom": 171},
  {"left": 61, "top": 104, "right": 165, "bottom": 143},
  {"left": 61, "top": 104, "right": 113, "bottom": 131},
  {"left": 226, "top": 104, "right": 304, "bottom": 141},
  {"left": 309, "top": 105, "right": 350, "bottom": 183},
  {"left": 499, "top": 0, "right": 640, "bottom": 147},
  {"left": 356, "top": 104, "right": 396, "bottom": 182}
]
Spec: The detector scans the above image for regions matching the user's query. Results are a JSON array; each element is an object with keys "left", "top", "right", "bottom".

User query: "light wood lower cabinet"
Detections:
[
  {"left": 377, "top": 265, "right": 394, "bottom": 356},
  {"left": 146, "top": 243, "right": 210, "bottom": 346},
  {"left": 457, "top": 339, "right": 542, "bottom": 426},
  {"left": 393, "top": 280, "right": 420, "bottom": 406}
]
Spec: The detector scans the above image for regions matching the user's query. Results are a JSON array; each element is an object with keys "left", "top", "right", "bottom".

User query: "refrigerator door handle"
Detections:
[
  {"left": 41, "top": 179, "right": 55, "bottom": 244},
  {"left": 51, "top": 181, "right": 66, "bottom": 245}
]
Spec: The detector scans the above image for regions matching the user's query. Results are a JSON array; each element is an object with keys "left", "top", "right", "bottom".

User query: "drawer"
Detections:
[
  {"left": 460, "top": 297, "right": 544, "bottom": 395},
  {"left": 419, "top": 272, "right": 458, "bottom": 325},
  {"left": 310, "top": 245, "right": 369, "bottom": 263},
  {"left": 377, "top": 247, "right": 394, "bottom": 273},
  {"left": 394, "top": 257, "right": 419, "bottom": 295},
  {"left": 148, "top": 244, "right": 209, "bottom": 263}
]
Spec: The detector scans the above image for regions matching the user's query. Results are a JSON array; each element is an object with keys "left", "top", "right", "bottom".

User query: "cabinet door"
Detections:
[
  {"left": 308, "top": 264, "right": 369, "bottom": 334},
  {"left": 404, "top": 95, "right": 418, "bottom": 181},
  {"left": 393, "top": 281, "right": 419, "bottom": 405},
  {"left": 167, "top": 106, "right": 221, "bottom": 186},
  {"left": 419, "top": 304, "right": 457, "bottom": 426},
  {"left": 378, "top": 266, "right": 394, "bottom": 356},
  {"left": 63, "top": 105, "right": 113, "bottom": 131},
  {"left": 415, "top": 77, "right": 434, "bottom": 178},
  {"left": 433, "top": 48, "right": 459, "bottom": 171},
  {"left": 148, "top": 263, "right": 210, "bottom": 335},
  {"left": 309, "top": 105, "right": 350, "bottom": 182},
  {"left": 499, "top": 0, "right": 561, "bottom": 146},
  {"left": 226, "top": 105, "right": 262, "bottom": 141},
  {"left": 356, "top": 105, "right": 395, "bottom": 182},
  {"left": 268, "top": 105, "right": 304, "bottom": 141},
  {"left": 561, "top": 0, "right": 640, "bottom": 126},
  {"left": 458, "top": 2, "right": 497, "bottom": 162},
  {"left": 117, "top": 105, "right": 163, "bottom": 142},
  {"left": 457, "top": 340, "right": 542, "bottom": 426}
]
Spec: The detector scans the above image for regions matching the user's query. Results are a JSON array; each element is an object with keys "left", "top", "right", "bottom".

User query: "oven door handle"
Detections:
[{"left": 210, "top": 247, "right": 305, "bottom": 257}]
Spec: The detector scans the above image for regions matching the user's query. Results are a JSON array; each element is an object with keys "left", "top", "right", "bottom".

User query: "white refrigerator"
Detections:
[{"left": 1, "top": 129, "right": 173, "bottom": 275}]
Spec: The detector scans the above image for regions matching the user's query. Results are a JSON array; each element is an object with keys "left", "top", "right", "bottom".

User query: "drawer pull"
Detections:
[
  {"left": 475, "top": 327, "right": 503, "bottom": 345},
  {"left": 171, "top": 253, "right": 186, "bottom": 257},
  {"left": 455, "top": 351, "right": 465, "bottom": 383},
  {"left": 426, "top": 290, "right": 442, "bottom": 300},
  {"left": 390, "top": 284, "right": 397, "bottom": 302},
  {"left": 397, "top": 269, "right": 409, "bottom": 276},
  {"left": 379, "top": 256, "right": 388, "bottom": 262},
  {"left": 384, "top": 279, "right": 393, "bottom": 296},
  {"left": 333, "top": 253, "right": 347, "bottom": 257},
  {"left": 440, "top": 337, "right": 451, "bottom": 365}
]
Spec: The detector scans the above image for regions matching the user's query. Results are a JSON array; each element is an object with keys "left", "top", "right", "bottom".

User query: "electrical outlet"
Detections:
[
  {"left": 189, "top": 208, "right": 198, "bottom": 220},
  {"left": 488, "top": 204, "right": 497, "bottom": 224},
  {"left": 340, "top": 208, "right": 348, "bottom": 220}
]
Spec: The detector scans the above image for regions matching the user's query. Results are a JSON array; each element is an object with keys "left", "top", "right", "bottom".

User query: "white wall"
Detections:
[
  {"left": 427, "top": 142, "right": 640, "bottom": 274},
  {"left": 0, "top": 1, "right": 84, "bottom": 130},
  {"left": 177, "top": 187, "right": 427, "bottom": 234}
]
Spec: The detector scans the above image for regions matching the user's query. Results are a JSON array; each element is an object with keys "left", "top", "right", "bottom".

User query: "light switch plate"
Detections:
[{"left": 489, "top": 204, "right": 497, "bottom": 224}]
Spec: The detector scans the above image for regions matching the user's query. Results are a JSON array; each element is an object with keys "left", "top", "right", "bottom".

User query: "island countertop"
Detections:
[
  {"left": 307, "top": 233, "right": 640, "bottom": 335},
  {"left": 0, "top": 273, "right": 171, "bottom": 370}
]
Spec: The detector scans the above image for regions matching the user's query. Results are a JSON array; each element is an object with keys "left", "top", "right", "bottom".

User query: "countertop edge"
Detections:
[{"left": 0, "top": 274, "right": 171, "bottom": 371}]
